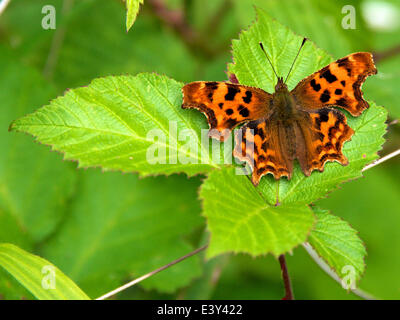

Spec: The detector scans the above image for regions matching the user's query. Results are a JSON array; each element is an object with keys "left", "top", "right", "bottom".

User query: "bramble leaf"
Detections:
[
  {"left": 200, "top": 167, "right": 315, "bottom": 258},
  {"left": 10, "top": 73, "right": 219, "bottom": 177},
  {"left": 305, "top": 207, "right": 366, "bottom": 284},
  {"left": 229, "top": 8, "right": 387, "bottom": 205},
  {"left": 125, "top": 0, "right": 144, "bottom": 31},
  {"left": 232, "top": 0, "right": 372, "bottom": 58},
  {"left": 0, "top": 243, "right": 89, "bottom": 300}
]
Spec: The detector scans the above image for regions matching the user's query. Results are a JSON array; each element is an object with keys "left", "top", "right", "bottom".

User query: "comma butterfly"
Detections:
[{"left": 182, "top": 38, "right": 377, "bottom": 185}]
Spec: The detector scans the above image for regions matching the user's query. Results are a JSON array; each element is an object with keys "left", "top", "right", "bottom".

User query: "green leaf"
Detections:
[
  {"left": 0, "top": 243, "right": 89, "bottom": 300},
  {"left": 306, "top": 207, "right": 366, "bottom": 283},
  {"left": 229, "top": 7, "right": 332, "bottom": 93},
  {"left": 42, "top": 170, "right": 204, "bottom": 297},
  {"left": 0, "top": 49, "right": 76, "bottom": 242},
  {"left": 229, "top": 8, "right": 387, "bottom": 205},
  {"left": 125, "top": 0, "right": 144, "bottom": 31},
  {"left": 10, "top": 73, "right": 219, "bottom": 177},
  {"left": 232, "top": 0, "right": 372, "bottom": 58},
  {"left": 200, "top": 167, "right": 315, "bottom": 258}
]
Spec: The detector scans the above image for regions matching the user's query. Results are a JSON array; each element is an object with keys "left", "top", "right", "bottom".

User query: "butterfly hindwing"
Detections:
[
  {"left": 182, "top": 82, "right": 272, "bottom": 141},
  {"left": 233, "top": 108, "right": 354, "bottom": 185},
  {"left": 292, "top": 52, "right": 377, "bottom": 116},
  {"left": 233, "top": 119, "right": 294, "bottom": 185},
  {"left": 294, "top": 108, "right": 354, "bottom": 176}
]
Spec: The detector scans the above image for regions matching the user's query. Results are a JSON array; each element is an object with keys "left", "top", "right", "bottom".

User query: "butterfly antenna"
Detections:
[
  {"left": 259, "top": 42, "right": 279, "bottom": 80},
  {"left": 284, "top": 37, "right": 307, "bottom": 83}
]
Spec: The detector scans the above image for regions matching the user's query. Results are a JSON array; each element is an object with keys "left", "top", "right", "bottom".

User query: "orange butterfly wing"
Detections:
[
  {"left": 233, "top": 108, "right": 354, "bottom": 186},
  {"left": 292, "top": 52, "right": 377, "bottom": 116},
  {"left": 294, "top": 108, "right": 354, "bottom": 177},
  {"left": 233, "top": 119, "right": 295, "bottom": 185},
  {"left": 182, "top": 82, "right": 272, "bottom": 141}
]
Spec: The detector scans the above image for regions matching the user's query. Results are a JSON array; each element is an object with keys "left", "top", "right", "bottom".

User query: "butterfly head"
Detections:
[
  {"left": 274, "top": 77, "right": 288, "bottom": 92},
  {"left": 259, "top": 38, "right": 308, "bottom": 91}
]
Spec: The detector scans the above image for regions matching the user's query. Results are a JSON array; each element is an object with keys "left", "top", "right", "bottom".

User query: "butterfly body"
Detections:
[
  {"left": 271, "top": 79, "right": 297, "bottom": 120},
  {"left": 182, "top": 52, "right": 377, "bottom": 185}
]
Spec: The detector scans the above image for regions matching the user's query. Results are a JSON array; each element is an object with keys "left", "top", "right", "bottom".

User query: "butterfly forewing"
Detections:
[
  {"left": 182, "top": 82, "right": 272, "bottom": 141},
  {"left": 291, "top": 52, "right": 377, "bottom": 116}
]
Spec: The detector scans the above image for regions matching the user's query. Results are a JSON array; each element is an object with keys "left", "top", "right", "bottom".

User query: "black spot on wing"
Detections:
[
  {"left": 239, "top": 106, "right": 250, "bottom": 117},
  {"left": 337, "top": 57, "right": 349, "bottom": 67},
  {"left": 225, "top": 108, "right": 233, "bottom": 115},
  {"left": 258, "top": 155, "right": 266, "bottom": 161},
  {"left": 319, "top": 109, "right": 330, "bottom": 122},
  {"left": 206, "top": 82, "right": 219, "bottom": 90},
  {"left": 320, "top": 69, "right": 338, "bottom": 83},
  {"left": 310, "top": 79, "right": 321, "bottom": 92},
  {"left": 243, "top": 90, "right": 253, "bottom": 103},
  {"left": 261, "top": 141, "right": 268, "bottom": 152},
  {"left": 324, "top": 142, "right": 333, "bottom": 150},
  {"left": 225, "top": 118, "right": 238, "bottom": 129},
  {"left": 335, "top": 89, "right": 342, "bottom": 95},
  {"left": 335, "top": 97, "right": 347, "bottom": 106},
  {"left": 314, "top": 109, "right": 330, "bottom": 130},
  {"left": 341, "top": 80, "right": 346, "bottom": 86},
  {"left": 256, "top": 127, "right": 265, "bottom": 140},
  {"left": 328, "top": 127, "right": 338, "bottom": 139},
  {"left": 252, "top": 125, "right": 265, "bottom": 140},
  {"left": 225, "top": 86, "right": 240, "bottom": 101},
  {"left": 218, "top": 103, "right": 224, "bottom": 109},
  {"left": 320, "top": 89, "right": 331, "bottom": 103}
]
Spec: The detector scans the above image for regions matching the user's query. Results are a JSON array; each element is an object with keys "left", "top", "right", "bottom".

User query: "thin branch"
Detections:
[
  {"left": 96, "top": 244, "right": 208, "bottom": 300},
  {"left": 0, "top": 0, "right": 11, "bottom": 16},
  {"left": 362, "top": 148, "right": 400, "bottom": 172},
  {"left": 147, "top": 0, "right": 195, "bottom": 42},
  {"left": 278, "top": 254, "right": 294, "bottom": 300},
  {"left": 373, "top": 44, "right": 400, "bottom": 63},
  {"left": 303, "top": 243, "right": 377, "bottom": 300}
]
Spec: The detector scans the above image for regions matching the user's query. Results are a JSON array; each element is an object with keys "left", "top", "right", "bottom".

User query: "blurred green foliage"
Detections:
[{"left": 0, "top": 0, "right": 399, "bottom": 300}]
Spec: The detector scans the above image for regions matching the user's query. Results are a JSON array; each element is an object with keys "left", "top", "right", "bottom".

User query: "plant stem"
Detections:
[
  {"left": 373, "top": 44, "right": 400, "bottom": 63},
  {"left": 302, "top": 243, "right": 377, "bottom": 300},
  {"left": 278, "top": 254, "right": 294, "bottom": 300},
  {"left": 147, "top": 0, "right": 222, "bottom": 58},
  {"left": 96, "top": 244, "right": 208, "bottom": 300},
  {"left": 362, "top": 148, "right": 400, "bottom": 172}
]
